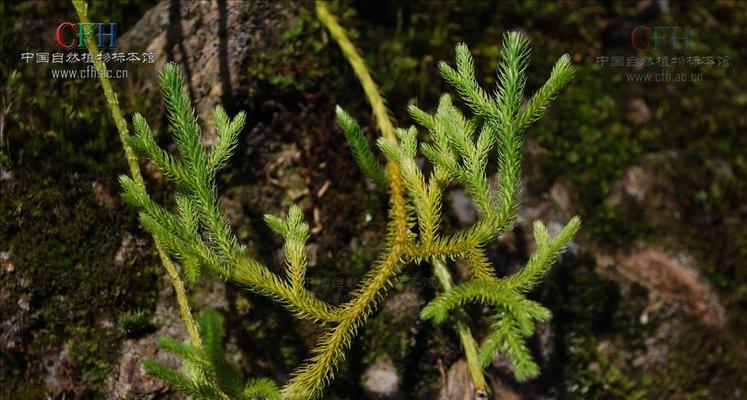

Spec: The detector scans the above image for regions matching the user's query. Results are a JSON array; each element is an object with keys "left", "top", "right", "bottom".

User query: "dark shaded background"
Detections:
[{"left": 1, "top": 1, "right": 746, "bottom": 399}]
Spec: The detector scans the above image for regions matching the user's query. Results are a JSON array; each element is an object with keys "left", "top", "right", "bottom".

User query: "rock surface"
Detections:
[
  {"left": 596, "top": 246, "right": 726, "bottom": 328},
  {"left": 107, "top": 275, "right": 189, "bottom": 399},
  {"left": 120, "top": 1, "right": 304, "bottom": 144},
  {"left": 363, "top": 356, "right": 401, "bottom": 398}
]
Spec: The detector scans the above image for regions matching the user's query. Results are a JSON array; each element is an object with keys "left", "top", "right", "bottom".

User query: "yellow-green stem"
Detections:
[
  {"left": 315, "top": 1, "right": 409, "bottom": 240},
  {"left": 432, "top": 259, "right": 487, "bottom": 393},
  {"left": 315, "top": 1, "right": 395, "bottom": 142},
  {"left": 282, "top": 250, "right": 405, "bottom": 399},
  {"left": 316, "top": 1, "right": 487, "bottom": 395},
  {"left": 71, "top": 0, "right": 201, "bottom": 350}
]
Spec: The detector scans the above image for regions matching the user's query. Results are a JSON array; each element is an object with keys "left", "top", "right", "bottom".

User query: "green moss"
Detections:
[
  {"left": 0, "top": 4, "right": 158, "bottom": 396},
  {"left": 642, "top": 324, "right": 746, "bottom": 399},
  {"left": 0, "top": 174, "right": 161, "bottom": 396},
  {"left": 361, "top": 307, "right": 409, "bottom": 365},
  {"left": 245, "top": 3, "right": 348, "bottom": 98},
  {"left": 561, "top": 333, "right": 646, "bottom": 399},
  {"left": 544, "top": 252, "right": 747, "bottom": 399},
  {"left": 530, "top": 65, "right": 643, "bottom": 247},
  {"left": 540, "top": 254, "right": 644, "bottom": 398},
  {"left": 118, "top": 308, "right": 151, "bottom": 337}
]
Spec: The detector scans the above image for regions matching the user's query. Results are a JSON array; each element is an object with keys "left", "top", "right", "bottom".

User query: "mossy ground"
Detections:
[
  {"left": 1, "top": 1, "right": 161, "bottom": 397},
  {"left": 2, "top": 1, "right": 746, "bottom": 398},
  {"left": 355, "top": 1, "right": 747, "bottom": 397}
]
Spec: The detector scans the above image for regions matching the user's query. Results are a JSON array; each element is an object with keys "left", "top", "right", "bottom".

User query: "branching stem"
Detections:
[
  {"left": 91, "top": 1, "right": 575, "bottom": 397},
  {"left": 316, "top": 2, "right": 488, "bottom": 396}
]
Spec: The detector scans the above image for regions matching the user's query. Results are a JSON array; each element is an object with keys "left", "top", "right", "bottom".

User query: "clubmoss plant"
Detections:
[
  {"left": 79, "top": 0, "right": 578, "bottom": 397},
  {"left": 317, "top": 1, "right": 579, "bottom": 396}
]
